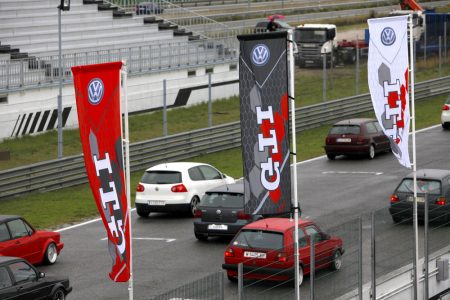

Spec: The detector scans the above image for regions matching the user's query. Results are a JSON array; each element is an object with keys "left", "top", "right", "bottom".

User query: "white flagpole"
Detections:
[
  {"left": 288, "top": 29, "right": 300, "bottom": 300},
  {"left": 409, "top": 15, "right": 419, "bottom": 299},
  {"left": 121, "top": 60, "right": 134, "bottom": 300}
]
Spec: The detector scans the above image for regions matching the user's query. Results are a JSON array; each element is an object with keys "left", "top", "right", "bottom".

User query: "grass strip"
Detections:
[{"left": 1, "top": 94, "right": 446, "bottom": 230}]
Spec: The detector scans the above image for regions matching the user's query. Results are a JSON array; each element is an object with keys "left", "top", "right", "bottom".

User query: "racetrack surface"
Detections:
[{"left": 39, "top": 125, "right": 450, "bottom": 299}]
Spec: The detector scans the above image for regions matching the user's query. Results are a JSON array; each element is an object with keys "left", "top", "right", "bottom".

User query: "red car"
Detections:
[
  {"left": 0, "top": 215, "right": 64, "bottom": 265},
  {"left": 324, "top": 118, "right": 391, "bottom": 160},
  {"left": 222, "top": 218, "right": 343, "bottom": 285}
]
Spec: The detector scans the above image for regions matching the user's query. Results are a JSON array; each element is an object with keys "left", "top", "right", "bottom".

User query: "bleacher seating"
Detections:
[{"left": 0, "top": 0, "right": 188, "bottom": 57}]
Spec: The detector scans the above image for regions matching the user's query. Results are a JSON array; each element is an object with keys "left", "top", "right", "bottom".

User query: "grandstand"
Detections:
[{"left": 0, "top": 0, "right": 239, "bottom": 139}]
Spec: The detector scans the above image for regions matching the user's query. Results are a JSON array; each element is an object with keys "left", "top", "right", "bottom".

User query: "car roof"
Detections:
[
  {"left": 0, "top": 256, "right": 23, "bottom": 264},
  {"left": 242, "top": 218, "right": 312, "bottom": 232},
  {"left": 145, "top": 162, "right": 210, "bottom": 172},
  {"left": 206, "top": 183, "right": 243, "bottom": 194},
  {"left": 333, "top": 118, "right": 375, "bottom": 126},
  {"left": 405, "top": 169, "right": 450, "bottom": 180},
  {"left": 0, "top": 215, "right": 20, "bottom": 223}
]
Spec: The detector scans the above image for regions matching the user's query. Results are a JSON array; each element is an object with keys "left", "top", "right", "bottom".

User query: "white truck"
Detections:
[{"left": 294, "top": 24, "right": 337, "bottom": 67}]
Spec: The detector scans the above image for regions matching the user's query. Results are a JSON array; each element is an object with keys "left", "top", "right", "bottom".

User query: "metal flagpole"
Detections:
[
  {"left": 409, "top": 14, "right": 419, "bottom": 300},
  {"left": 288, "top": 29, "right": 300, "bottom": 300},
  {"left": 121, "top": 61, "right": 134, "bottom": 300}
]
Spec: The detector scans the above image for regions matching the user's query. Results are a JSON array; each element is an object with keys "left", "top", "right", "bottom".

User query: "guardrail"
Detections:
[{"left": 1, "top": 75, "right": 449, "bottom": 200}]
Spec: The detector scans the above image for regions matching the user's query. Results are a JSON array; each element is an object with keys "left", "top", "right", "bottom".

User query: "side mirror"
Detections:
[
  {"left": 39, "top": 272, "right": 45, "bottom": 279},
  {"left": 321, "top": 233, "right": 330, "bottom": 240}
]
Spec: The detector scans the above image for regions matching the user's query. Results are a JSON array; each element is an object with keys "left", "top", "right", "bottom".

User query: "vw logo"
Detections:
[
  {"left": 216, "top": 209, "right": 221, "bottom": 215},
  {"left": 88, "top": 78, "right": 104, "bottom": 105},
  {"left": 251, "top": 44, "right": 270, "bottom": 66},
  {"left": 381, "top": 27, "right": 396, "bottom": 46}
]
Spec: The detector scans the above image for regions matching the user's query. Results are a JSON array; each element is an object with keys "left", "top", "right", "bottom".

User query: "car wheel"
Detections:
[
  {"left": 227, "top": 274, "right": 238, "bottom": 283},
  {"left": 44, "top": 243, "right": 58, "bottom": 265},
  {"left": 392, "top": 215, "right": 403, "bottom": 224},
  {"left": 136, "top": 205, "right": 150, "bottom": 218},
  {"left": 195, "top": 232, "right": 208, "bottom": 241},
  {"left": 189, "top": 196, "right": 200, "bottom": 216},
  {"left": 330, "top": 250, "right": 342, "bottom": 271},
  {"left": 327, "top": 154, "right": 336, "bottom": 160},
  {"left": 297, "top": 264, "right": 304, "bottom": 286},
  {"left": 368, "top": 144, "right": 375, "bottom": 160},
  {"left": 443, "top": 123, "right": 450, "bottom": 130},
  {"left": 52, "top": 287, "right": 65, "bottom": 300}
]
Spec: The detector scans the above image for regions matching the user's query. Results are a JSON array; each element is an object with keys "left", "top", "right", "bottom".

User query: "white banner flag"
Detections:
[{"left": 368, "top": 15, "right": 411, "bottom": 168}]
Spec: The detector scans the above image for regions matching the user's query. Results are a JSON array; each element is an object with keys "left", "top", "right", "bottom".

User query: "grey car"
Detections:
[
  {"left": 389, "top": 169, "right": 450, "bottom": 224},
  {"left": 193, "top": 183, "right": 262, "bottom": 241}
]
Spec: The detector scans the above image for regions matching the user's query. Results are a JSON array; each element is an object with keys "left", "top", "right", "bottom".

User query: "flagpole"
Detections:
[
  {"left": 409, "top": 14, "right": 419, "bottom": 300},
  {"left": 121, "top": 60, "right": 134, "bottom": 300},
  {"left": 288, "top": 29, "right": 300, "bottom": 300}
]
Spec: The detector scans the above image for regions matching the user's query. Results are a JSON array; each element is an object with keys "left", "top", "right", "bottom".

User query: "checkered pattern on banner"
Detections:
[{"left": 238, "top": 32, "right": 292, "bottom": 215}]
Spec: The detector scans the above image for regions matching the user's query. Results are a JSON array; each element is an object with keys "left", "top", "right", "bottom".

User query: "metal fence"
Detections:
[
  {"left": 148, "top": 206, "right": 450, "bottom": 299},
  {"left": 149, "top": 271, "right": 224, "bottom": 300},
  {"left": 0, "top": 36, "right": 238, "bottom": 92},
  {"left": 1, "top": 75, "right": 449, "bottom": 200}
]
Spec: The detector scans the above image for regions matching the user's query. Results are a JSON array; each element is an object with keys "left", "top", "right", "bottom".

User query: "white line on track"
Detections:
[
  {"left": 100, "top": 237, "right": 176, "bottom": 242},
  {"left": 322, "top": 171, "right": 383, "bottom": 176},
  {"left": 55, "top": 124, "right": 441, "bottom": 232}
]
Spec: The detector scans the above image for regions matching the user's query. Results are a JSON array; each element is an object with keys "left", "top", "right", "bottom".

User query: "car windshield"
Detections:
[
  {"left": 200, "top": 192, "right": 243, "bottom": 208},
  {"left": 295, "top": 29, "right": 327, "bottom": 43},
  {"left": 232, "top": 230, "right": 283, "bottom": 250},
  {"left": 141, "top": 171, "right": 181, "bottom": 184},
  {"left": 330, "top": 125, "right": 361, "bottom": 135},
  {"left": 397, "top": 179, "right": 441, "bottom": 195}
]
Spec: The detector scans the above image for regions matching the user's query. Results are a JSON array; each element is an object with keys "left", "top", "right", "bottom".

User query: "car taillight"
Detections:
[
  {"left": 225, "top": 248, "right": 235, "bottom": 257},
  {"left": 171, "top": 184, "right": 187, "bottom": 193},
  {"left": 276, "top": 252, "right": 288, "bottom": 262},
  {"left": 325, "top": 137, "right": 331, "bottom": 144},
  {"left": 194, "top": 209, "right": 202, "bottom": 218},
  {"left": 356, "top": 136, "right": 367, "bottom": 145},
  {"left": 237, "top": 211, "right": 252, "bottom": 220},
  {"left": 436, "top": 197, "right": 446, "bottom": 206},
  {"left": 390, "top": 194, "right": 399, "bottom": 203},
  {"left": 442, "top": 105, "right": 450, "bottom": 111},
  {"left": 136, "top": 183, "right": 144, "bottom": 192}
]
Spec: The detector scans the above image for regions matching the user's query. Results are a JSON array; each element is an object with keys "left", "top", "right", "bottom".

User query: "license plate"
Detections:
[
  {"left": 244, "top": 251, "right": 267, "bottom": 259},
  {"left": 148, "top": 200, "right": 165, "bottom": 206},
  {"left": 337, "top": 138, "right": 351, "bottom": 143},
  {"left": 208, "top": 224, "right": 228, "bottom": 230},
  {"left": 407, "top": 196, "right": 425, "bottom": 203}
]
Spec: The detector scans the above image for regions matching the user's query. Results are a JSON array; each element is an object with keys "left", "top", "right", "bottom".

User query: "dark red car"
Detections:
[
  {"left": 324, "top": 118, "right": 391, "bottom": 160},
  {"left": 0, "top": 216, "right": 64, "bottom": 265},
  {"left": 222, "top": 218, "right": 344, "bottom": 285}
]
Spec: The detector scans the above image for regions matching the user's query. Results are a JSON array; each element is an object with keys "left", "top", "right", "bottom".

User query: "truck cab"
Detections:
[{"left": 294, "top": 24, "right": 337, "bottom": 67}]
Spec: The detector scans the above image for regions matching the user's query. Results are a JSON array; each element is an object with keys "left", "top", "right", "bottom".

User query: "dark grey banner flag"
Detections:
[{"left": 238, "top": 32, "right": 291, "bottom": 215}]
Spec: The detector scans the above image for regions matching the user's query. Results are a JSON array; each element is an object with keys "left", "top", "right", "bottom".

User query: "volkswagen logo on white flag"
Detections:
[
  {"left": 251, "top": 44, "right": 270, "bottom": 66},
  {"left": 88, "top": 78, "right": 104, "bottom": 105},
  {"left": 381, "top": 27, "right": 396, "bottom": 46}
]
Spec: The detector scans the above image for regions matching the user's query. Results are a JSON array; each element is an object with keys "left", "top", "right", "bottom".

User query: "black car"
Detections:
[
  {"left": 389, "top": 169, "right": 450, "bottom": 224},
  {"left": 0, "top": 256, "right": 72, "bottom": 300},
  {"left": 193, "top": 183, "right": 262, "bottom": 241}
]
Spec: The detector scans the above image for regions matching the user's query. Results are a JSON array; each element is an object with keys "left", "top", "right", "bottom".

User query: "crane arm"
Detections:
[{"left": 399, "top": 0, "right": 424, "bottom": 11}]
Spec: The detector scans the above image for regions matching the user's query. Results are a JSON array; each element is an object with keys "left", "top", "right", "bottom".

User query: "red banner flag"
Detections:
[{"left": 71, "top": 62, "right": 130, "bottom": 282}]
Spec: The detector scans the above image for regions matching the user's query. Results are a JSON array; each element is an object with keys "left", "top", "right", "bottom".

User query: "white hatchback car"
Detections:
[
  {"left": 442, "top": 95, "right": 450, "bottom": 130},
  {"left": 135, "top": 162, "right": 235, "bottom": 217}
]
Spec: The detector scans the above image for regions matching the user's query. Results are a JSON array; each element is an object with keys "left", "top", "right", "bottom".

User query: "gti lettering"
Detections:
[
  {"left": 256, "top": 106, "right": 280, "bottom": 191},
  {"left": 382, "top": 80, "right": 402, "bottom": 140},
  {"left": 93, "top": 153, "right": 126, "bottom": 255}
]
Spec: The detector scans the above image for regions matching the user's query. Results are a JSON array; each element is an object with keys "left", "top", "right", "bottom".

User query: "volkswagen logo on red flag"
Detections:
[
  {"left": 88, "top": 78, "right": 104, "bottom": 105},
  {"left": 381, "top": 27, "right": 396, "bottom": 46},
  {"left": 251, "top": 44, "right": 270, "bottom": 66}
]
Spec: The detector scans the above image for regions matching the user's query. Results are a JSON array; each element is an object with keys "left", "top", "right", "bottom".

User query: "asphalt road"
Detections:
[{"left": 39, "top": 125, "right": 450, "bottom": 299}]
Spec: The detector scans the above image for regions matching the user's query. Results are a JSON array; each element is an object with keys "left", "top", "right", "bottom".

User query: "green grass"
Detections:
[
  {"left": 2, "top": 93, "right": 446, "bottom": 230},
  {"left": 1, "top": 57, "right": 449, "bottom": 170}
]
